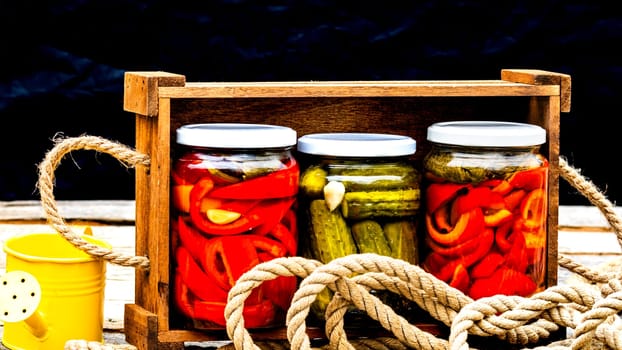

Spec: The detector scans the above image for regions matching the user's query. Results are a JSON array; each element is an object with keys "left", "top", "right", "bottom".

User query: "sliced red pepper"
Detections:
[
  {"left": 174, "top": 272, "right": 195, "bottom": 318},
  {"left": 426, "top": 207, "right": 485, "bottom": 246},
  {"left": 425, "top": 232, "right": 480, "bottom": 257},
  {"left": 503, "top": 189, "right": 527, "bottom": 211},
  {"left": 425, "top": 182, "right": 470, "bottom": 214},
  {"left": 263, "top": 223, "right": 297, "bottom": 256},
  {"left": 483, "top": 208, "right": 513, "bottom": 226},
  {"left": 506, "top": 232, "right": 529, "bottom": 273},
  {"left": 520, "top": 188, "right": 547, "bottom": 230},
  {"left": 432, "top": 203, "right": 454, "bottom": 232},
  {"left": 172, "top": 184, "right": 194, "bottom": 212},
  {"left": 177, "top": 216, "right": 209, "bottom": 259},
  {"left": 494, "top": 221, "right": 514, "bottom": 253},
  {"left": 281, "top": 208, "right": 298, "bottom": 240},
  {"left": 469, "top": 267, "right": 537, "bottom": 299},
  {"left": 491, "top": 180, "right": 512, "bottom": 195},
  {"left": 216, "top": 199, "right": 262, "bottom": 214},
  {"left": 263, "top": 275, "right": 298, "bottom": 312},
  {"left": 192, "top": 299, "right": 277, "bottom": 328},
  {"left": 189, "top": 177, "right": 260, "bottom": 235},
  {"left": 203, "top": 235, "right": 288, "bottom": 292},
  {"left": 209, "top": 165, "right": 300, "bottom": 199},
  {"left": 448, "top": 263, "right": 470, "bottom": 293},
  {"left": 247, "top": 234, "right": 289, "bottom": 258},
  {"left": 252, "top": 198, "right": 295, "bottom": 236},
  {"left": 204, "top": 236, "right": 261, "bottom": 290},
  {"left": 176, "top": 246, "right": 228, "bottom": 302},
  {"left": 470, "top": 252, "right": 504, "bottom": 279},
  {"left": 450, "top": 186, "right": 505, "bottom": 221},
  {"left": 507, "top": 166, "right": 547, "bottom": 191},
  {"left": 426, "top": 227, "right": 494, "bottom": 282},
  {"left": 422, "top": 251, "right": 450, "bottom": 275}
]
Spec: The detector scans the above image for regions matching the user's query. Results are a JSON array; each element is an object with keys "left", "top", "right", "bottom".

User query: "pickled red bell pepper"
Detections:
[
  {"left": 174, "top": 273, "right": 195, "bottom": 318},
  {"left": 507, "top": 166, "right": 547, "bottom": 191},
  {"left": 424, "top": 227, "right": 494, "bottom": 282},
  {"left": 423, "top": 165, "right": 548, "bottom": 300},
  {"left": 262, "top": 274, "right": 298, "bottom": 311},
  {"left": 264, "top": 222, "right": 297, "bottom": 256},
  {"left": 189, "top": 177, "right": 264, "bottom": 235},
  {"left": 503, "top": 189, "right": 526, "bottom": 211},
  {"left": 520, "top": 188, "right": 547, "bottom": 230},
  {"left": 208, "top": 165, "right": 300, "bottom": 199},
  {"left": 190, "top": 181, "right": 298, "bottom": 236},
  {"left": 251, "top": 198, "right": 295, "bottom": 236},
  {"left": 203, "top": 235, "right": 288, "bottom": 290},
  {"left": 176, "top": 245, "right": 228, "bottom": 301},
  {"left": 425, "top": 183, "right": 470, "bottom": 214},
  {"left": 425, "top": 232, "right": 481, "bottom": 257},
  {"left": 175, "top": 271, "right": 278, "bottom": 327},
  {"left": 470, "top": 252, "right": 504, "bottom": 279},
  {"left": 449, "top": 263, "right": 470, "bottom": 292},
  {"left": 426, "top": 207, "right": 485, "bottom": 246},
  {"left": 451, "top": 186, "right": 505, "bottom": 219},
  {"left": 192, "top": 299, "right": 277, "bottom": 328},
  {"left": 469, "top": 267, "right": 537, "bottom": 299},
  {"left": 483, "top": 208, "right": 513, "bottom": 226}
]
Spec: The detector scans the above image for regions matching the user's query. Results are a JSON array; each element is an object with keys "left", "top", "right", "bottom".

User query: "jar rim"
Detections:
[
  {"left": 427, "top": 121, "right": 546, "bottom": 147},
  {"left": 176, "top": 123, "right": 297, "bottom": 148},
  {"left": 297, "top": 133, "right": 416, "bottom": 157}
]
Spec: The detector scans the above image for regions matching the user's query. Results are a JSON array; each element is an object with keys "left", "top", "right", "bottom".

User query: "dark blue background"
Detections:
[{"left": 1, "top": 1, "right": 619, "bottom": 205}]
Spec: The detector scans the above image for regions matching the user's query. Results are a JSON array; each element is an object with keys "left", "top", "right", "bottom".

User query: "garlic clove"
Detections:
[{"left": 324, "top": 181, "right": 346, "bottom": 212}]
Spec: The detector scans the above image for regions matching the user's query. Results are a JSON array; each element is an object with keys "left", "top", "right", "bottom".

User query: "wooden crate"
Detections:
[{"left": 122, "top": 69, "right": 571, "bottom": 349}]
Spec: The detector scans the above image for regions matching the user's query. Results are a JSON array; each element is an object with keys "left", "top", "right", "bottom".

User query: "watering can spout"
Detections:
[{"left": 0, "top": 270, "right": 48, "bottom": 338}]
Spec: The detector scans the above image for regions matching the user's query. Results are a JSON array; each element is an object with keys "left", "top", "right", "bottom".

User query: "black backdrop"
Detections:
[{"left": 1, "top": 1, "right": 620, "bottom": 205}]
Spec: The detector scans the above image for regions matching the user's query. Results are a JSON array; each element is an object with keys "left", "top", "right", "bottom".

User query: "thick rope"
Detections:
[
  {"left": 30, "top": 136, "right": 622, "bottom": 349},
  {"left": 37, "top": 134, "right": 151, "bottom": 270}
]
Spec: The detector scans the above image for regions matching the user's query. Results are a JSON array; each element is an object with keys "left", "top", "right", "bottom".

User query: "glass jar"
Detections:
[
  {"left": 170, "top": 123, "right": 299, "bottom": 329},
  {"left": 422, "top": 121, "right": 548, "bottom": 300},
  {"left": 296, "top": 132, "right": 421, "bottom": 324}
]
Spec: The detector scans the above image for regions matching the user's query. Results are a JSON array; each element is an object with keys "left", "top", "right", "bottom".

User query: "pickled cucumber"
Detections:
[{"left": 341, "top": 189, "right": 420, "bottom": 219}]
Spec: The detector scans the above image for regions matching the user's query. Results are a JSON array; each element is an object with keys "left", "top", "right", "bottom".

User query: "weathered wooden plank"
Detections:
[{"left": 0, "top": 200, "right": 135, "bottom": 223}]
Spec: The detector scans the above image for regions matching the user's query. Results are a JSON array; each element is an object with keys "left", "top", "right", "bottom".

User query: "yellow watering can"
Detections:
[{"left": 0, "top": 227, "right": 110, "bottom": 350}]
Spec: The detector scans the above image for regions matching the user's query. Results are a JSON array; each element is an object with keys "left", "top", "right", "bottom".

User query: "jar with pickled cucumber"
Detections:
[
  {"left": 296, "top": 132, "right": 421, "bottom": 325},
  {"left": 422, "top": 121, "right": 548, "bottom": 300},
  {"left": 171, "top": 123, "right": 299, "bottom": 330}
]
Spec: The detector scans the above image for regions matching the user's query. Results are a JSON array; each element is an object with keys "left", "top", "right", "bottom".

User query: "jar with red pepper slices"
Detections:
[
  {"left": 296, "top": 132, "right": 421, "bottom": 325},
  {"left": 171, "top": 123, "right": 299, "bottom": 330},
  {"left": 422, "top": 121, "right": 548, "bottom": 300}
]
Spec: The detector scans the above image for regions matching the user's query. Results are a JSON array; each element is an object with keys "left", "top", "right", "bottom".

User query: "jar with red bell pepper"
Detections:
[
  {"left": 422, "top": 121, "right": 548, "bottom": 300},
  {"left": 171, "top": 123, "right": 299, "bottom": 330},
  {"left": 296, "top": 133, "right": 421, "bottom": 325}
]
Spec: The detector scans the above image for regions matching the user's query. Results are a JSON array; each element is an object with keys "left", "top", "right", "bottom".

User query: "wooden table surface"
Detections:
[{"left": 1, "top": 200, "right": 620, "bottom": 349}]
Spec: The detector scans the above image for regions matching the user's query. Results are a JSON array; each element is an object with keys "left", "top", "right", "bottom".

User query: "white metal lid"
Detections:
[
  {"left": 176, "top": 123, "right": 297, "bottom": 148},
  {"left": 427, "top": 121, "right": 546, "bottom": 147},
  {"left": 297, "top": 133, "right": 416, "bottom": 157}
]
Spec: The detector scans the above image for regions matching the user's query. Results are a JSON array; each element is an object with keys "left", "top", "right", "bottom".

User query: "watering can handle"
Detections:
[{"left": 37, "top": 135, "right": 151, "bottom": 271}]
